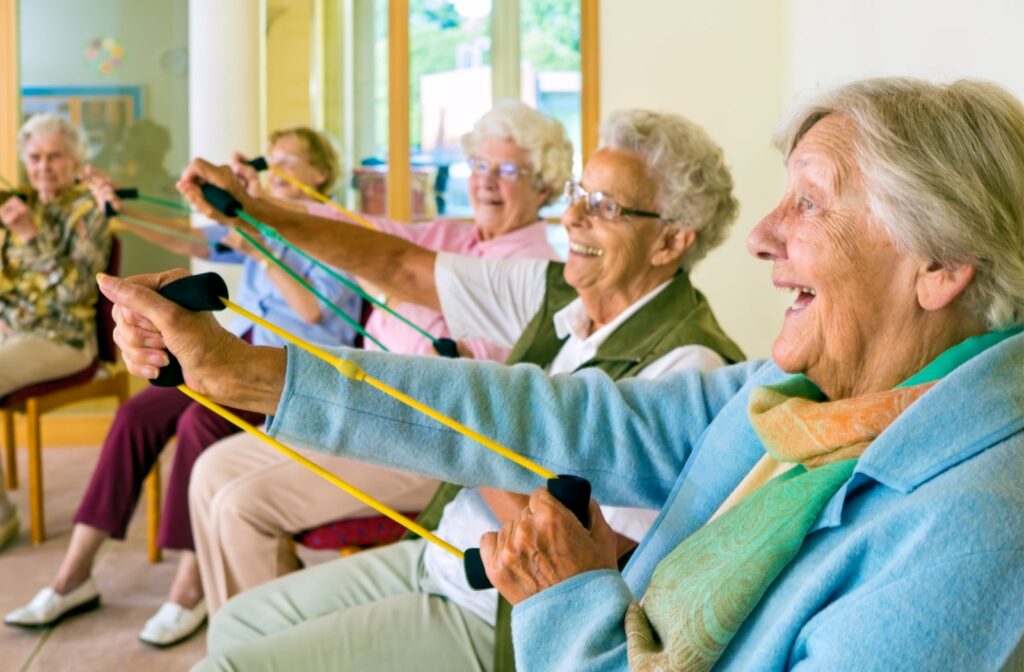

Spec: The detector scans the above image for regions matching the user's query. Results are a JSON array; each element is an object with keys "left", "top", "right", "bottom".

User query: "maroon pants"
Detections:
[{"left": 74, "top": 385, "right": 264, "bottom": 551}]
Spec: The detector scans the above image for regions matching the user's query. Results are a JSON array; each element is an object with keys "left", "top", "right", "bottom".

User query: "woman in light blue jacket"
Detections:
[{"left": 108, "top": 77, "right": 1024, "bottom": 671}]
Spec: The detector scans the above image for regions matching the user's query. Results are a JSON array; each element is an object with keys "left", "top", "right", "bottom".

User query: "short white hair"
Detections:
[
  {"left": 18, "top": 113, "right": 88, "bottom": 165},
  {"left": 461, "top": 100, "right": 574, "bottom": 206},
  {"left": 601, "top": 109, "right": 738, "bottom": 271},
  {"left": 776, "top": 78, "right": 1024, "bottom": 329}
]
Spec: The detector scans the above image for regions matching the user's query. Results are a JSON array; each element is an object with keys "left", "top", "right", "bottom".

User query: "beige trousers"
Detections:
[
  {"left": 189, "top": 429, "right": 439, "bottom": 613},
  {"left": 0, "top": 334, "right": 96, "bottom": 397}
]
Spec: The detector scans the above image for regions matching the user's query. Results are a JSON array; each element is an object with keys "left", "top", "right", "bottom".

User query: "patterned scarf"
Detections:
[
  {"left": 623, "top": 378, "right": 935, "bottom": 671},
  {"left": 621, "top": 327, "right": 1024, "bottom": 670}
]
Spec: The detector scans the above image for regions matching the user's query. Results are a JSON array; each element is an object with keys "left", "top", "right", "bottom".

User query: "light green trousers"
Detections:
[{"left": 192, "top": 539, "right": 495, "bottom": 672}]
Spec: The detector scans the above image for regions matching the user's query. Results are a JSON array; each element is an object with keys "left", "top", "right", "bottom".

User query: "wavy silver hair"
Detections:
[
  {"left": 775, "top": 78, "right": 1024, "bottom": 329},
  {"left": 461, "top": 100, "right": 574, "bottom": 206},
  {"left": 601, "top": 110, "right": 738, "bottom": 271},
  {"left": 18, "top": 113, "right": 88, "bottom": 165}
]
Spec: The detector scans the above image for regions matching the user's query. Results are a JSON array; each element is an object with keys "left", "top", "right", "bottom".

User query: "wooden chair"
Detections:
[{"left": 0, "top": 237, "right": 160, "bottom": 558}]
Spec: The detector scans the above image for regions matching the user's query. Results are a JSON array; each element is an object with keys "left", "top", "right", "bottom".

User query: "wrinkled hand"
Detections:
[
  {"left": 176, "top": 158, "right": 256, "bottom": 232},
  {"left": 230, "top": 151, "right": 265, "bottom": 199},
  {"left": 81, "top": 165, "right": 120, "bottom": 214},
  {"left": 98, "top": 269, "right": 254, "bottom": 402},
  {"left": 479, "top": 487, "right": 618, "bottom": 605},
  {"left": 0, "top": 194, "right": 37, "bottom": 240}
]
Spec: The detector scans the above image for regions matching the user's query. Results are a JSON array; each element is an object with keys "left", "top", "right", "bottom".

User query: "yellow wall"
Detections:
[
  {"left": 600, "top": 0, "right": 790, "bottom": 359},
  {"left": 265, "top": 0, "right": 314, "bottom": 133}
]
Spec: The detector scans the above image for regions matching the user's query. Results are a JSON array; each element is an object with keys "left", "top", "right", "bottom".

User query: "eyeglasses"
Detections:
[
  {"left": 268, "top": 153, "right": 303, "bottom": 169},
  {"left": 563, "top": 181, "right": 663, "bottom": 222},
  {"left": 467, "top": 157, "right": 533, "bottom": 182}
]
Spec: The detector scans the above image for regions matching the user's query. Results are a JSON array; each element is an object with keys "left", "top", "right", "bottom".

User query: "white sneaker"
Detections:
[
  {"left": 138, "top": 600, "right": 207, "bottom": 648},
  {"left": 4, "top": 577, "right": 101, "bottom": 628}
]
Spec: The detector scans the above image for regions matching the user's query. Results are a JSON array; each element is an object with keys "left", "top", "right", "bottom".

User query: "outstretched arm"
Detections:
[{"left": 177, "top": 158, "right": 439, "bottom": 309}]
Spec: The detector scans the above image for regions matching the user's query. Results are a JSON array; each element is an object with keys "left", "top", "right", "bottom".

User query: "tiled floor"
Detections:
[{"left": 1, "top": 446, "right": 202, "bottom": 671}]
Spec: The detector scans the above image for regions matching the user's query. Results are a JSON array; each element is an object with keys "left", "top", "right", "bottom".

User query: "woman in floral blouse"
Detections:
[{"left": 0, "top": 113, "right": 111, "bottom": 551}]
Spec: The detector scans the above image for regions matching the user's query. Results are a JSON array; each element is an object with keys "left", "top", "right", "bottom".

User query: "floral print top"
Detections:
[{"left": 0, "top": 183, "right": 111, "bottom": 350}]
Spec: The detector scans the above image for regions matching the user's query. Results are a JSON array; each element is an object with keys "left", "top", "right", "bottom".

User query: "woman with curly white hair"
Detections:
[{"left": 0, "top": 114, "right": 110, "bottom": 552}]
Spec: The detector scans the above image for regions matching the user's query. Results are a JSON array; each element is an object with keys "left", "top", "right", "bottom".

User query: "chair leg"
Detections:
[
  {"left": 26, "top": 398, "right": 44, "bottom": 545},
  {"left": 1, "top": 409, "right": 16, "bottom": 490},
  {"left": 146, "top": 463, "right": 162, "bottom": 563}
]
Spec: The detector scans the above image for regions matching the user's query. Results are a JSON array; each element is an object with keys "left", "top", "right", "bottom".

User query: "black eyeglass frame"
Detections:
[{"left": 563, "top": 181, "right": 663, "bottom": 222}]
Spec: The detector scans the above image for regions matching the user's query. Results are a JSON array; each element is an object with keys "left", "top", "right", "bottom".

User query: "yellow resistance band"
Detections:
[
  {"left": 221, "top": 297, "right": 558, "bottom": 481},
  {"left": 268, "top": 166, "right": 379, "bottom": 231},
  {"left": 177, "top": 385, "right": 463, "bottom": 559}
]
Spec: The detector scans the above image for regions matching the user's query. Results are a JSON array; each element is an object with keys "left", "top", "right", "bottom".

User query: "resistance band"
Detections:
[
  {"left": 153, "top": 271, "right": 590, "bottom": 589},
  {"left": 199, "top": 183, "right": 459, "bottom": 358},
  {"left": 246, "top": 156, "right": 378, "bottom": 230},
  {"left": 107, "top": 188, "right": 386, "bottom": 351}
]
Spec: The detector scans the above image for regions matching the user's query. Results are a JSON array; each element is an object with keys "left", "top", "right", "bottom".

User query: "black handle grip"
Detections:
[
  {"left": 201, "top": 183, "right": 243, "bottom": 218},
  {"left": 13, "top": 192, "right": 27, "bottom": 202},
  {"left": 214, "top": 242, "right": 233, "bottom": 254},
  {"left": 431, "top": 338, "right": 460, "bottom": 359},
  {"left": 103, "top": 188, "right": 139, "bottom": 217},
  {"left": 247, "top": 156, "right": 269, "bottom": 172},
  {"left": 151, "top": 273, "right": 230, "bottom": 388},
  {"left": 464, "top": 475, "right": 591, "bottom": 590}
]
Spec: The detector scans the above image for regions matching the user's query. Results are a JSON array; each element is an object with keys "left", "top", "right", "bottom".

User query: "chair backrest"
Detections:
[{"left": 96, "top": 236, "right": 120, "bottom": 364}]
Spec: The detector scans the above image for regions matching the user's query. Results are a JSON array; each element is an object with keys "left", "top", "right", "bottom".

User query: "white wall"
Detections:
[
  {"left": 601, "top": 0, "right": 1024, "bottom": 360},
  {"left": 600, "top": 0, "right": 790, "bottom": 359},
  {"left": 786, "top": 0, "right": 1024, "bottom": 100}
]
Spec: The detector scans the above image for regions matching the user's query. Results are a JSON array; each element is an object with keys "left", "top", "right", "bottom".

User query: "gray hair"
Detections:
[
  {"left": 775, "top": 78, "right": 1024, "bottom": 329},
  {"left": 461, "top": 100, "right": 573, "bottom": 206},
  {"left": 18, "top": 113, "right": 88, "bottom": 165},
  {"left": 601, "top": 109, "right": 738, "bottom": 271}
]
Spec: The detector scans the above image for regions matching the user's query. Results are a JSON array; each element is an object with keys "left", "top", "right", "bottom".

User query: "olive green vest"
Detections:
[{"left": 412, "top": 262, "right": 744, "bottom": 672}]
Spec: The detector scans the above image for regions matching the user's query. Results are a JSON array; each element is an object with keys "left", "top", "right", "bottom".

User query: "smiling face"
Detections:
[
  {"left": 468, "top": 137, "right": 548, "bottom": 240},
  {"left": 562, "top": 148, "right": 692, "bottom": 317},
  {"left": 23, "top": 133, "right": 79, "bottom": 202},
  {"left": 266, "top": 133, "right": 329, "bottom": 200},
  {"left": 748, "top": 115, "right": 935, "bottom": 398}
]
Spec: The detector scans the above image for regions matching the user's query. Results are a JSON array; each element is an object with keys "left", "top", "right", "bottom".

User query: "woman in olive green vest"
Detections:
[{"left": 166, "top": 109, "right": 743, "bottom": 672}]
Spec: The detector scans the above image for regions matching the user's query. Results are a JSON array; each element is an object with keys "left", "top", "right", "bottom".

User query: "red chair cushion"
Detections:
[
  {"left": 295, "top": 514, "right": 419, "bottom": 550},
  {"left": 0, "top": 358, "right": 100, "bottom": 408}
]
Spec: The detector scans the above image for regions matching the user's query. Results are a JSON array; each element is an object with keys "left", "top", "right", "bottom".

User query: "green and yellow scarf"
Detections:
[{"left": 624, "top": 327, "right": 1022, "bottom": 671}]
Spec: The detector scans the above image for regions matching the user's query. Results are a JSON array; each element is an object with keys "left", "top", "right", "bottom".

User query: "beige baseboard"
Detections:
[{"left": 4, "top": 411, "right": 115, "bottom": 448}]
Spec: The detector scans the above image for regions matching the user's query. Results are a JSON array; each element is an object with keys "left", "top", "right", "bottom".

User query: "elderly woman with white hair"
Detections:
[
  {"left": 0, "top": 114, "right": 110, "bottom": 551},
  {"left": 110, "top": 78, "right": 1024, "bottom": 669}
]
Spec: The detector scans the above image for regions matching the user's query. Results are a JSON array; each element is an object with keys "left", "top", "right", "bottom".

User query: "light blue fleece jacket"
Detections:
[{"left": 267, "top": 332, "right": 1024, "bottom": 671}]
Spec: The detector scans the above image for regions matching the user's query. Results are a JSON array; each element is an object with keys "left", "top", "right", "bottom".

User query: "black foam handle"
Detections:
[
  {"left": 247, "top": 156, "right": 269, "bottom": 172},
  {"left": 431, "top": 338, "right": 460, "bottom": 359},
  {"left": 104, "top": 202, "right": 117, "bottom": 217},
  {"left": 13, "top": 192, "right": 27, "bottom": 202},
  {"left": 150, "top": 272, "right": 231, "bottom": 388},
  {"left": 463, "top": 474, "right": 592, "bottom": 590},
  {"left": 214, "top": 242, "right": 232, "bottom": 254},
  {"left": 115, "top": 187, "right": 139, "bottom": 199},
  {"left": 201, "top": 183, "right": 243, "bottom": 218}
]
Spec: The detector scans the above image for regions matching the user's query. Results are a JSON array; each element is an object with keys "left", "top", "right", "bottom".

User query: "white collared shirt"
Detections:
[{"left": 428, "top": 254, "right": 726, "bottom": 625}]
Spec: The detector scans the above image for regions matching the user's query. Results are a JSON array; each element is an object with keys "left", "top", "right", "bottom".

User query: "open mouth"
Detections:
[
  {"left": 783, "top": 285, "right": 817, "bottom": 313},
  {"left": 569, "top": 240, "right": 603, "bottom": 257}
]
